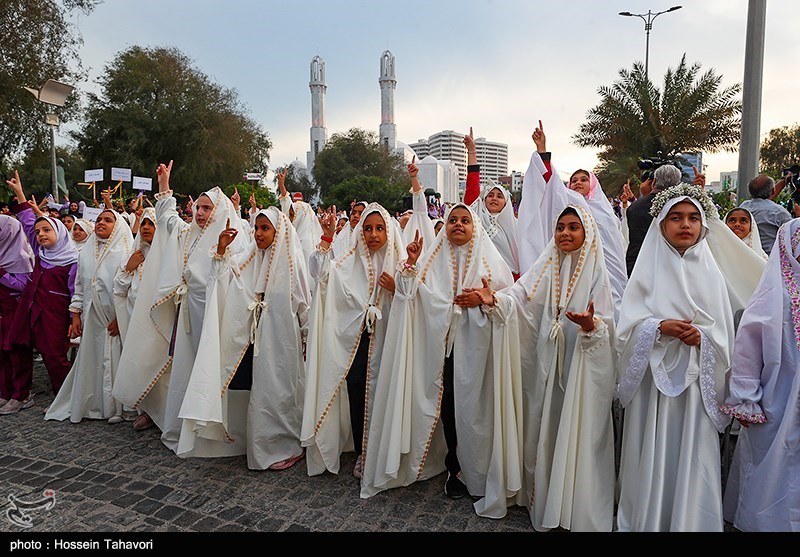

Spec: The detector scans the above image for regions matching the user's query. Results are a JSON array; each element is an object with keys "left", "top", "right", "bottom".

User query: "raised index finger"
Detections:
[
  {"left": 538, "top": 119, "right": 543, "bottom": 131},
  {"left": 226, "top": 218, "right": 230, "bottom": 229}
]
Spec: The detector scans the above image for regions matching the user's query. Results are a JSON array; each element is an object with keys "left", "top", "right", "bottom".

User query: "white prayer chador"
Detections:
[
  {"left": 488, "top": 205, "right": 616, "bottom": 531},
  {"left": 722, "top": 219, "right": 800, "bottom": 532},
  {"left": 331, "top": 202, "right": 367, "bottom": 259},
  {"left": 112, "top": 188, "right": 249, "bottom": 452},
  {"left": 401, "top": 189, "right": 436, "bottom": 254},
  {"left": 614, "top": 193, "right": 762, "bottom": 532},
  {"left": 279, "top": 194, "right": 322, "bottom": 265},
  {"left": 177, "top": 208, "right": 311, "bottom": 463},
  {"left": 112, "top": 207, "right": 156, "bottom": 342},
  {"left": 470, "top": 180, "right": 520, "bottom": 276},
  {"left": 517, "top": 152, "right": 627, "bottom": 320},
  {"left": 72, "top": 218, "right": 94, "bottom": 253},
  {"left": 725, "top": 207, "right": 769, "bottom": 260},
  {"left": 301, "top": 203, "right": 404, "bottom": 476},
  {"left": 46, "top": 211, "right": 133, "bottom": 422},
  {"left": 360, "top": 203, "right": 518, "bottom": 520}
]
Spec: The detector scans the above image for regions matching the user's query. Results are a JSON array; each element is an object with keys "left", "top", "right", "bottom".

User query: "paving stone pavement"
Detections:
[
  {"left": 1, "top": 361, "right": 741, "bottom": 534},
  {"left": 0, "top": 362, "right": 537, "bottom": 533}
]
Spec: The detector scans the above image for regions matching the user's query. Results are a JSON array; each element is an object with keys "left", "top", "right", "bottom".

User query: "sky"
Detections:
[{"left": 62, "top": 0, "right": 800, "bottom": 186}]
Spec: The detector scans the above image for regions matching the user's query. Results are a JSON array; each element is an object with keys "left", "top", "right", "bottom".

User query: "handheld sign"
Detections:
[
  {"left": 111, "top": 167, "right": 132, "bottom": 182},
  {"left": 84, "top": 169, "right": 103, "bottom": 182},
  {"left": 82, "top": 207, "right": 103, "bottom": 222},
  {"left": 243, "top": 173, "right": 262, "bottom": 181},
  {"left": 132, "top": 176, "right": 153, "bottom": 191}
]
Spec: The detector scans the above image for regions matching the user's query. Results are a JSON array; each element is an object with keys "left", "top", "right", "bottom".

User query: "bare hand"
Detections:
[
  {"left": 640, "top": 177, "right": 654, "bottom": 197},
  {"left": 231, "top": 187, "right": 240, "bottom": 210},
  {"left": 156, "top": 160, "right": 173, "bottom": 192},
  {"left": 453, "top": 290, "right": 482, "bottom": 308},
  {"left": 463, "top": 126, "right": 475, "bottom": 153},
  {"left": 29, "top": 195, "right": 44, "bottom": 217},
  {"left": 216, "top": 218, "right": 238, "bottom": 255},
  {"left": 107, "top": 318, "right": 119, "bottom": 337},
  {"left": 320, "top": 205, "right": 337, "bottom": 239},
  {"left": 378, "top": 272, "right": 395, "bottom": 294},
  {"left": 277, "top": 169, "right": 288, "bottom": 196},
  {"left": 407, "top": 155, "right": 419, "bottom": 178},
  {"left": 405, "top": 229, "right": 424, "bottom": 265},
  {"left": 692, "top": 165, "right": 706, "bottom": 188},
  {"left": 532, "top": 120, "right": 546, "bottom": 153},
  {"left": 249, "top": 191, "right": 257, "bottom": 212},
  {"left": 125, "top": 250, "right": 145, "bottom": 272},
  {"left": 659, "top": 319, "right": 700, "bottom": 346},
  {"left": 5, "top": 170, "right": 25, "bottom": 202},
  {"left": 676, "top": 324, "right": 701, "bottom": 347},
  {"left": 621, "top": 180, "right": 634, "bottom": 207},
  {"left": 462, "top": 277, "right": 493, "bottom": 306},
  {"left": 68, "top": 313, "right": 83, "bottom": 339},
  {"left": 565, "top": 301, "right": 596, "bottom": 332},
  {"left": 101, "top": 188, "right": 113, "bottom": 209}
]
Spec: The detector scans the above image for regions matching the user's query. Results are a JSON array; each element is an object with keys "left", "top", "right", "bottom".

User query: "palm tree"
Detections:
[{"left": 573, "top": 55, "right": 742, "bottom": 195}]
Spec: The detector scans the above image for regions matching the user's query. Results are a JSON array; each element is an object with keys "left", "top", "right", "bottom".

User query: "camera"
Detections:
[{"left": 637, "top": 153, "right": 678, "bottom": 182}]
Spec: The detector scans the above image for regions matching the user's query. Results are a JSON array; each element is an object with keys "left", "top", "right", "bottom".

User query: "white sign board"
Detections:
[
  {"left": 243, "top": 173, "right": 262, "bottom": 181},
  {"left": 84, "top": 169, "right": 103, "bottom": 182},
  {"left": 111, "top": 167, "right": 132, "bottom": 181},
  {"left": 82, "top": 207, "right": 103, "bottom": 222},
  {"left": 132, "top": 176, "right": 153, "bottom": 191}
]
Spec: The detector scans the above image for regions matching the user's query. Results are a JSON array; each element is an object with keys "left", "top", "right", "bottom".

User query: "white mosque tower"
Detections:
[
  {"left": 307, "top": 55, "right": 328, "bottom": 175},
  {"left": 378, "top": 50, "right": 397, "bottom": 152}
]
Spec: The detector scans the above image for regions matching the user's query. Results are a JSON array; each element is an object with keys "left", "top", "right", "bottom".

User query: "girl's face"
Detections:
[
  {"left": 72, "top": 225, "right": 88, "bottom": 243},
  {"left": 94, "top": 211, "right": 116, "bottom": 239},
  {"left": 139, "top": 218, "right": 156, "bottom": 245},
  {"left": 446, "top": 207, "right": 474, "bottom": 246},
  {"left": 253, "top": 214, "right": 276, "bottom": 250},
  {"left": 434, "top": 221, "right": 444, "bottom": 235},
  {"left": 194, "top": 194, "right": 214, "bottom": 229},
  {"left": 484, "top": 188, "right": 506, "bottom": 214},
  {"left": 662, "top": 201, "right": 702, "bottom": 254},
  {"left": 569, "top": 171, "right": 591, "bottom": 197},
  {"left": 362, "top": 212, "right": 387, "bottom": 252},
  {"left": 61, "top": 214, "right": 75, "bottom": 231},
  {"left": 555, "top": 213, "right": 586, "bottom": 253},
  {"left": 725, "top": 209, "right": 752, "bottom": 240},
  {"left": 336, "top": 218, "right": 347, "bottom": 234},
  {"left": 69, "top": 202, "right": 79, "bottom": 213},
  {"left": 34, "top": 219, "right": 58, "bottom": 248}
]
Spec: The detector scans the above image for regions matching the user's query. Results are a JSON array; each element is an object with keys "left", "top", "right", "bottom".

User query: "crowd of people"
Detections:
[{"left": 0, "top": 122, "right": 797, "bottom": 532}]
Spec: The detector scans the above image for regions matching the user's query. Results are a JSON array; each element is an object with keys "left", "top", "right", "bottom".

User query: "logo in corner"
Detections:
[{"left": 6, "top": 489, "right": 56, "bottom": 528}]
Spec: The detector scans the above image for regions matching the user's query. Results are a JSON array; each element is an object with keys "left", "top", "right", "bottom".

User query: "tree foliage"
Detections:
[
  {"left": 275, "top": 161, "right": 318, "bottom": 204},
  {"left": 760, "top": 124, "right": 800, "bottom": 178},
  {"left": 312, "top": 127, "right": 410, "bottom": 208},
  {"left": 221, "top": 183, "right": 278, "bottom": 212},
  {"left": 73, "top": 46, "right": 272, "bottom": 196},
  {"left": 5, "top": 142, "right": 87, "bottom": 203},
  {"left": 0, "top": 0, "right": 100, "bottom": 164},
  {"left": 573, "top": 55, "right": 742, "bottom": 195}
]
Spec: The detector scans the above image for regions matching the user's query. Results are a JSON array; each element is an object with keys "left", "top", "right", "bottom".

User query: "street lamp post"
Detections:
[
  {"left": 23, "top": 79, "right": 75, "bottom": 203},
  {"left": 619, "top": 6, "right": 683, "bottom": 80}
]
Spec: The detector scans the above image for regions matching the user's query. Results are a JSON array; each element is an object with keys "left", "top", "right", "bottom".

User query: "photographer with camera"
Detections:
[{"left": 738, "top": 171, "right": 796, "bottom": 255}]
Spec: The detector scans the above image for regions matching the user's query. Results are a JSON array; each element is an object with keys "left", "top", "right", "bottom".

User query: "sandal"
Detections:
[
  {"left": 268, "top": 450, "right": 305, "bottom": 471},
  {"left": 353, "top": 454, "right": 363, "bottom": 479}
]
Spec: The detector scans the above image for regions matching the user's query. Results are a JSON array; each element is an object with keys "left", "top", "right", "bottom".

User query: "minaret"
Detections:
[
  {"left": 307, "top": 55, "right": 328, "bottom": 175},
  {"left": 378, "top": 50, "right": 397, "bottom": 152}
]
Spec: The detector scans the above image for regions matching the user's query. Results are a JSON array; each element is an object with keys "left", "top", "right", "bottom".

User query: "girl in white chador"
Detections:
[
  {"left": 474, "top": 205, "right": 616, "bottom": 531},
  {"left": 518, "top": 122, "right": 627, "bottom": 319},
  {"left": 46, "top": 196, "right": 133, "bottom": 424},
  {"left": 360, "top": 203, "right": 518, "bottom": 519},
  {"left": 112, "top": 161, "right": 250, "bottom": 453},
  {"left": 722, "top": 219, "right": 800, "bottom": 532},
  {"left": 615, "top": 184, "right": 765, "bottom": 532},
  {"left": 275, "top": 169, "right": 322, "bottom": 267},
  {"left": 112, "top": 207, "right": 157, "bottom": 431},
  {"left": 724, "top": 207, "right": 769, "bottom": 260},
  {"left": 177, "top": 207, "right": 311, "bottom": 467},
  {"left": 331, "top": 201, "right": 366, "bottom": 259},
  {"left": 469, "top": 180, "right": 519, "bottom": 279},
  {"left": 301, "top": 203, "right": 404, "bottom": 478},
  {"left": 400, "top": 157, "right": 435, "bottom": 254},
  {"left": 71, "top": 218, "right": 94, "bottom": 253}
]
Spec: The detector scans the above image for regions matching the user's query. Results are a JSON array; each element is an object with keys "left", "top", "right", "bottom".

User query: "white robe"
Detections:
[
  {"left": 301, "top": 203, "right": 404, "bottom": 476},
  {"left": 112, "top": 208, "right": 155, "bottom": 343},
  {"left": 178, "top": 208, "right": 312, "bottom": 464},
  {"left": 401, "top": 189, "right": 436, "bottom": 255},
  {"left": 360, "top": 203, "right": 519, "bottom": 521},
  {"left": 46, "top": 212, "right": 133, "bottom": 422},
  {"left": 112, "top": 188, "right": 249, "bottom": 453},
  {"left": 470, "top": 182, "right": 520, "bottom": 276},
  {"left": 488, "top": 204, "right": 616, "bottom": 531},
  {"left": 722, "top": 219, "right": 800, "bottom": 532}
]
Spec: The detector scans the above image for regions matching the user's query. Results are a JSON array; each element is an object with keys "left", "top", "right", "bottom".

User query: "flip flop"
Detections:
[{"left": 268, "top": 450, "right": 305, "bottom": 471}]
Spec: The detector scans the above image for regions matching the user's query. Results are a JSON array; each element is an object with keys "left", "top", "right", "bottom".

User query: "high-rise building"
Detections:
[
  {"left": 475, "top": 138, "right": 509, "bottom": 186},
  {"left": 408, "top": 138, "right": 430, "bottom": 159},
  {"left": 409, "top": 131, "right": 508, "bottom": 186},
  {"left": 426, "top": 130, "right": 467, "bottom": 181},
  {"left": 676, "top": 152, "right": 703, "bottom": 183},
  {"left": 307, "top": 56, "right": 328, "bottom": 177}
]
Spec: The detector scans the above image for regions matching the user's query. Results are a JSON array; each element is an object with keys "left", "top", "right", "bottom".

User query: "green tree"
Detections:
[
  {"left": 312, "top": 127, "right": 409, "bottom": 204},
  {"left": 73, "top": 46, "right": 272, "bottom": 196},
  {"left": 9, "top": 142, "right": 87, "bottom": 202},
  {"left": 324, "top": 176, "right": 408, "bottom": 215},
  {"left": 221, "top": 183, "right": 278, "bottom": 212},
  {"left": 274, "top": 162, "right": 318, "bottom": 204},
  {"left": 0, "top": 0, "right": 100, "bottom": 164},
  {"left": 760, "top": 124, "right": 800, "bottom": 178},
  {"left": 573, "top": 55, "right": 742, "bottom": 195}
]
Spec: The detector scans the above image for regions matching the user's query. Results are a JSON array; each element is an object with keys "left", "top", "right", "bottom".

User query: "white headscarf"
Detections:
[
  {"left": 72, "top": 218, "right": 95, "bottom": 252},
  {"left": 615, "top": 195, "right": 736, "bottom": 431},
  {"left": 471, "top": 180, "right": 519, "bottom": 275},
  {"left": 725, "top": 207, "right": 768, "bottom": 260},
  {"left": 288, "top": 199, "right": 323, "bottom": 262},
  {"left": 132, "top": 207, "right": 157, "bottom": 259},
  {"left": 36, "top": 215, "right": 78, "bottom": 267}
]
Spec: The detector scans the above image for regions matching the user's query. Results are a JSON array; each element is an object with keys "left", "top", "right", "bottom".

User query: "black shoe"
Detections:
[{"left": 444, "top": 472, "right": 467, "bottom": 499}]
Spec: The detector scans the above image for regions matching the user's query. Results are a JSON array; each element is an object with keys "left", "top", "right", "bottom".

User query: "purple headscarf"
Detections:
[
  {"left": 0, "top": 215, "right": 34, "bottom": 274},
  {"left": 35, "top": 216, "right": 78, "bottom": 267}
]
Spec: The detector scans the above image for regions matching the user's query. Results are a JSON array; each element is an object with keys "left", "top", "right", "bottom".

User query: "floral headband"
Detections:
[{"left": 649, "top": 184, "right": 719, "bottom": 221}]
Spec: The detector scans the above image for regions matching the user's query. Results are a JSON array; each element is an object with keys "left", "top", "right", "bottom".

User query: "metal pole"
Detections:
[
  {"left": 737, "top": 0, "right": 767, "bottom": 203},
  {"left": 49, "top": 123, "right": 59, "bottom": 203},
  {"left": 645, "top": 22, "right": 651, "bottom": 79}
]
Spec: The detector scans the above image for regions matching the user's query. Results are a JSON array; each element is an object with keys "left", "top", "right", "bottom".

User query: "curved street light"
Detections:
[{"left": 619, "top": 6, "right": 683, "bottom": 80}]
